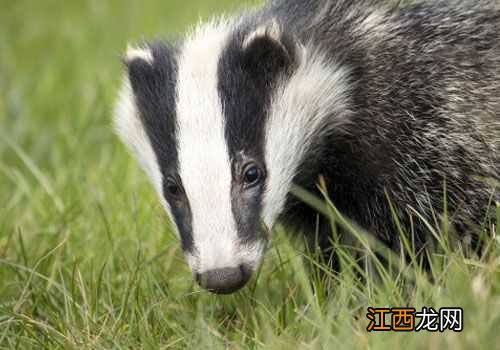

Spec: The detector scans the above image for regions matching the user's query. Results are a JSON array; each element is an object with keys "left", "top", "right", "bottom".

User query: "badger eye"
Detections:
[
  {"left": 242, "top": 164, "right": 263, "bottom": 187},
  {"left": 164, "top": 178, "right": 182, "bottom": 199}
]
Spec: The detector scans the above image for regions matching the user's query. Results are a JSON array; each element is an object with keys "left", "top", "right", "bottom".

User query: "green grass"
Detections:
[{"left": 1, "top": 1, "right": 499, "bottom": 349}]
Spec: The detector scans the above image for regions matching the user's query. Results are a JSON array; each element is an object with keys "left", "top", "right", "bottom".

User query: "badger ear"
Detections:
[
  {"left": 124, "top": 44, "right": 155, "bottom": 66},
  {"left": 121, "top": 42, "right": 177, "bottom": 111},
  {"left": 241, "top": 19, "right": 296, "bottom": 76},
  {"left": 118, "top": 42, "right": 178, "bottom": 155},
  {"left": 122, "top": 44, "right": 159, "bottom": 96}
]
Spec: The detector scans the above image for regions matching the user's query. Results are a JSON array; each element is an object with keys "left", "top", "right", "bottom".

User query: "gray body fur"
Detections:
[{"left": 261, "top": 0, "right": 500, "bottom": 251}]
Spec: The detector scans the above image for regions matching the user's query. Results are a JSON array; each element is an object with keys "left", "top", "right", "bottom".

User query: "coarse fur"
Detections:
[{"left": 114, "top": 0, "right": 500, "bottom": 293}]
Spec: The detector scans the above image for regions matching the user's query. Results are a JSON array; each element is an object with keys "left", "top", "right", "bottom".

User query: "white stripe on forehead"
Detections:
[
  {"left": 176, "top": 19, "right": 239, "bottom": 271},
  {"left": 262, "top": 47, "right": 352, "bottom": 228}
]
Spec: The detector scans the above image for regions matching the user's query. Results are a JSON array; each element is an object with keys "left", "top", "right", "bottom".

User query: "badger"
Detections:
[{"left": 114, "top": 0, "right": 500, "bottom": 294}]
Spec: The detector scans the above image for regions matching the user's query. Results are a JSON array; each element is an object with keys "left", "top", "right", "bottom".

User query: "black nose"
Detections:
[{"left": 196, "top": 265, "right": 251, "bottom": 294}]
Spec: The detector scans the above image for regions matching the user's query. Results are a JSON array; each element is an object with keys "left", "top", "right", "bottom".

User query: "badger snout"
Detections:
[
  {"left": 195, "top": 264, "right": 252, "bottom": 294},
  {"left": 188, "top": 241, "right": 265, "bottom": 294}
]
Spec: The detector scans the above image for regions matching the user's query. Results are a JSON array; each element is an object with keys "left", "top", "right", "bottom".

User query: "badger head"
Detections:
[{"left": 114, "top": 18, "right": 350, "bottom": 294}]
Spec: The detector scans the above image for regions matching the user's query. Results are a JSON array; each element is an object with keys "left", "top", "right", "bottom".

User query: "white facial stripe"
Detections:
[
  {"left": 185, "top": 241, "right": 265, "bottom": 274},
  {"left": 262, "top": 47, "right": 352, "bottom": 228},
  {"left": 114, "top": 78, "right": 176, "bottom": 224},
  {"left": 176, "top": 19, "right": 243, "bottom": 273}
]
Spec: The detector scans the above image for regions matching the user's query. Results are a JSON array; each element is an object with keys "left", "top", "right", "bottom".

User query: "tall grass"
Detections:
[{"left": 1, "top": 1, "right": 499, "bottom": 349}]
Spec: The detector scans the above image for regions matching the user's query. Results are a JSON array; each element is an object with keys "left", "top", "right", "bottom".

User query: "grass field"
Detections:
[{"left": 1, "top": 1, "right": 499, "bottom": 349}]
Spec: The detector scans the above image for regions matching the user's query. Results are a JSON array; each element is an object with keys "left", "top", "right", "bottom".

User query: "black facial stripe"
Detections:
[
  {"left": 127, "top": 42, "right": 178, "bottom": 165},
  {"left": 218, "top": 26, "right": 296, "bottom": 243},
  {"left": 229, "top": 152, "right": 267, "bottom": 244},
  {"left": 126, "top": 41, "right": 194, "bottom": 252}
]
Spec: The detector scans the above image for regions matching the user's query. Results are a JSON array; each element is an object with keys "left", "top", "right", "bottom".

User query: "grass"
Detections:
[{"left": 1, "top": 0, "right": 499, "bottom": 349}]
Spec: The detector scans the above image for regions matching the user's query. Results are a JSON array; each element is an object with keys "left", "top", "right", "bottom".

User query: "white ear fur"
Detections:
[
  {"left": 125, "top": 44, "right": 154, "bottom": 65},
  {"left": 243, "top": 19, "right": 282, "bottom": 49}
]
